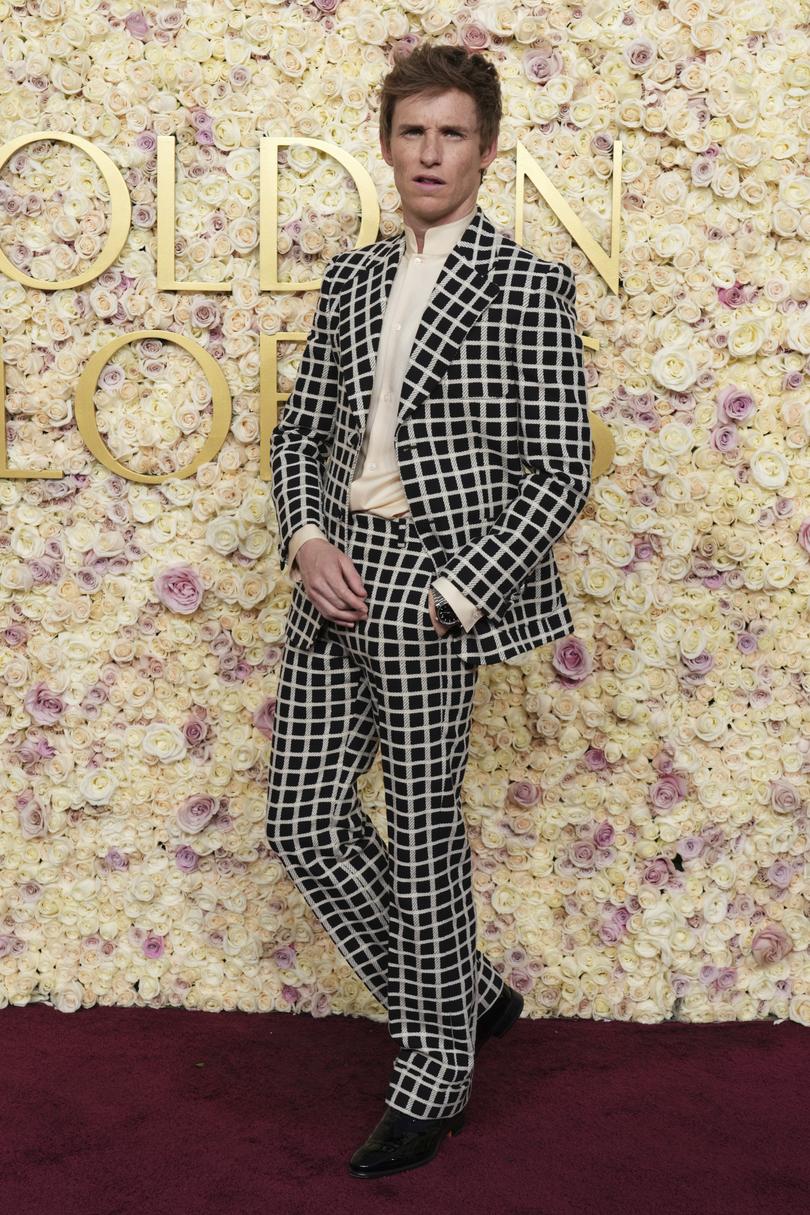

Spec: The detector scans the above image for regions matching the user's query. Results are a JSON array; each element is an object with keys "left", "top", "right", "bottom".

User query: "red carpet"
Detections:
[{"left": 1, "top": 1004, "right": 805, "bottom": 1214}]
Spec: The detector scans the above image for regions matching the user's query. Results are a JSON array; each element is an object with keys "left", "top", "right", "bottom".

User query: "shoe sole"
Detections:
[{"left": 347, "top": 1111, "right": 466, "bottom": 1179}]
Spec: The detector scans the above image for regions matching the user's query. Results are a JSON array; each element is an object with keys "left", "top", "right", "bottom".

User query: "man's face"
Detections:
[{"left": 380, "top": 88, "right": 498, "bottom": 234}]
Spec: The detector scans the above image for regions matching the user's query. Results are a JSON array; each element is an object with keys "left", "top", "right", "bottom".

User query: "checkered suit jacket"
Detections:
[{"left": 270, "top": 204, "right": 592, "bottom": 666}]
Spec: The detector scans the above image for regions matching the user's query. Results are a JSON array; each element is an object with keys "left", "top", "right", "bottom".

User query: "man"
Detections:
[{"left": 267, "top": 45, "right": 592, "bottom": 1179}]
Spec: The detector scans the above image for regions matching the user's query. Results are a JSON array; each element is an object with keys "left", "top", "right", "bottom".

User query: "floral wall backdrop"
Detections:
[{"left": 0, "top": 0, "right": 808, "bottom": 1026}]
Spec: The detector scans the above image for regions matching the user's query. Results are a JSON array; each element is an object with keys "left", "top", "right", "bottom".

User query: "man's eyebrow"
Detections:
[{"left": 396, "top": 122, "right": 471, "bottom": 133}]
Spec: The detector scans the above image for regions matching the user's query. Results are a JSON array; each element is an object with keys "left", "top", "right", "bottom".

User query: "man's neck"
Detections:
[{"left": 403, "top": 204, "right": 478, "bottom": 256}]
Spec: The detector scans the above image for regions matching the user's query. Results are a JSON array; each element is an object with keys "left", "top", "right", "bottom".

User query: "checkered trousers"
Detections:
[{"left": 265, "top": 510, "right": 507, "bottom": 1119}]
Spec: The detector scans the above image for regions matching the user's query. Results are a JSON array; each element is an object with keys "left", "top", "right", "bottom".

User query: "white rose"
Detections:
[
  {"left": 764, "top": 561, "right": 794, "bottom": 590},
  {"left": 142, "top": 723, "right": 187, "bottom": 763},
  {"left": 650, "top": 344, "right": 699, "bottom": 391},
  {"left": 726, "top": 316, "right": 767, "bottom": 358},
  {"left": 204, "top": 512, "right": 239, "bottom": 556},
  {"left": 601, "top": 538, "right": 634, "bottom": 569},
  {"left": 702, "top": 891, "right": 729, "bottom": 923},
  {"left": 131, "top": 877, "right": 158, "bottom": 903},
  {"left": 749, "top": 447, "right": 788, "bottom": 489},
  {"left": 10, "top": 524, "right": 46, "bottom": 560},
  {"left": 658, "top": 421, "right": 693, "bottom": 458},
  {"left": 78, "top": 769, "right": 119, "bottom": 807},
  {"left": 724, "top": 133, "right": 763, "bottom": 168},
  {"left": 692, "top": 710, "right": 728, "bottom": 742},
  {"left": 784, "top": 311, "right": 810, "bottom": 355},
  {"left": 238, "top": 529, "right": 269, "bottom": 560},
  {"left": 53, "top": 982, "right": 84, "bottom": 1013},
  {"left": 581, "top": 564, "right": 618, "bottom": 598},
  {"left": 651, "top": 223, "right": 691, "bottom": 261}
]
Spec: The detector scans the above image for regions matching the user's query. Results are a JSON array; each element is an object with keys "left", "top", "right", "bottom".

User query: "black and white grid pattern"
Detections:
[
  {"left": 270, "top": 203, "right": 592, "bottom": 667},
  {"left": 266, "top": 511, "right": 507, "bottom": 1120}
]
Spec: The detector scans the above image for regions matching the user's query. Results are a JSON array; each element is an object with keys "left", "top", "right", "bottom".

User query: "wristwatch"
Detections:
[{"left": 431, "top": 589, "right": 462, "bottom": 631}]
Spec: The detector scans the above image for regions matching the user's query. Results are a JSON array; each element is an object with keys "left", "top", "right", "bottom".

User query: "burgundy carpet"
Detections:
[{"left": 1, "top": 1003, "right": 805, "bottom": 1214}]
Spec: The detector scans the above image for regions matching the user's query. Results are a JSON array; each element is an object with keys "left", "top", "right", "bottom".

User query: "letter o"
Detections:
[
  {"left": 0, "top": 130, "right": 131, "bottom": 290},
  {"left": 75, "top": 330, "right": 232, "bottom": 482}
]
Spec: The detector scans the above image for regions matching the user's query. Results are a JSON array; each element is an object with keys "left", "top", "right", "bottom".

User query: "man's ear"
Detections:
[{"left": 480, "top": 132, "right": 499, "bottom": 172}]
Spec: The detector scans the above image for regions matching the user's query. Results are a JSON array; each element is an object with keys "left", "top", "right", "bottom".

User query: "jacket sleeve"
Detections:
[
  {"left": 437, "top": 261, "right": 592, "bottom": 622},
  {"left": 270, "top": 259, "right": 342, "bottom": 572}
]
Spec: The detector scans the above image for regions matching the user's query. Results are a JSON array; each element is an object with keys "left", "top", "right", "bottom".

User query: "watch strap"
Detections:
[{"left": 431, "top": 589, "right": 462, "bottom": 629}]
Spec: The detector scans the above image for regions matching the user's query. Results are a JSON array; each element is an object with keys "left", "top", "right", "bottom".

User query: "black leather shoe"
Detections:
[
  {"left": 475, "top": 985, "right": 524, "bottom": 1054},
  {"left": 347, "top": 1104, "right": 465, "bottom": 1179}
]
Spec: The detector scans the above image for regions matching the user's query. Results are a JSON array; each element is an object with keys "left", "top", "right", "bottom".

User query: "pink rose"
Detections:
[
  {"left": 24, "top": 681, "right": 65, "bottom": 725},
  {"left": 174, "top": 845, "right": 200, "bottom": 873},
  {"left": 105, "top": 848, "right": 129, "bottom": 871},
  {"left": 717, "top": 384, "right": 756, "bottom": 424},
  {"left": 711, "top": 424, "right": 739, "bottom": 453},
  {"left": 142, "top": 934, "right": 165, "bottom": 959},
  {"left": 570, "top": 840, "right": 595, "bottom": 869},
  {"left": 751, "top": 924, "right": 793, "bottom": 966},
  {"left": 649, "top": 773, "right": 688, "bottom": 812},
  {"left": 523, "top": 47, "right": 564, "bottom": 86},
  {"left": 17, "top": 795, "right": 47, "bottom": 838},
  {"left": 770, "top": 779, "right": 803, "bottom": 814},
  {"left": 593, "top": 820, "right": 614, "bottom": 848},
  {"left": 677, "top": 835, "right": 704, "bottom": 860},
  {"left": 182, "top": 716, "right": 208, "bottom": 747},
  {"left": 717, "top": 282, "right": 747, "bottom": 308},
  {"left": 767, "top": 860, "right": 794, "bottom": 889},
  {"left": 176, "top": 794, "right": 218, "bottom": 834},
  {"left": 681, "top": 650, "right": 714, "bottom": 675},
  {"left": 624, "top": 39, "right": 657, "bottom": 72},
  {"left": 508, "top": 968, "right": 534, "bottom": 994},
  {"left": 273, "top": 945, "right": 297, "bottom": 968},
  {"left": 312, "top": 992, "right": 332, "bottom": 1018},
  {"left": 507, "top": 780, "right": 541, "bottom": 809},
  {"left": 598, "top": 918, "right": 626, "bottom": 945},
  {"left": 124, "top": 11, "right": 151, "bottom": 40},
  {"left": 253, "top": 697, "right": 277, "bottom": 739},
  {"left": 460, "top": 23, "right": 490, "bottom": 51},
  {"left": 584, "top": 747, "right": 608, "bottom": 770},
  {"left": 551, "top": 636, "right": 592, "bottom": 684},
  {"left": 643, "top": 858, "right": 672, "bottom": 887},
  {"left": 155, "top": 564, "right": 204, "bottom": 614}
]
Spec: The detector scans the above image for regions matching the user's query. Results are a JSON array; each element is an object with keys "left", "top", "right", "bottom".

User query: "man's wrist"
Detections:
[{"left": 431, "top": 589, "right": 462, "bottom": 630}]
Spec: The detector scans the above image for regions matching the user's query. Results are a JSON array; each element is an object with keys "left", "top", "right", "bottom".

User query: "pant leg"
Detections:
[
  {"left": 336, "top": 513, "right": 495, "bottom": 1120},
  {"left": 372, "top": 591, "right": 483, "bottom": 1119},
  {"left": 266, "top": 513, "right": 507, "bottom": 1119},
  {"left": 266, "top": 614, "right": 507, "bottom": 1023},
  {"left": 265, "top": 629, "right": 391, "bottom": 1008}
]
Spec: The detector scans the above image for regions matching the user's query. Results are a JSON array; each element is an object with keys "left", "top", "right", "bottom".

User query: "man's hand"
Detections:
[
  {"left": 294, "top": 538, "right": 368, "bottom": 626},
  {"left": 294, "top": 540, "right": 453, "bottom": 636}
]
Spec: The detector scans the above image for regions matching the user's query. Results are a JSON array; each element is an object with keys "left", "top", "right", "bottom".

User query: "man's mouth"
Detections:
[{"left": 414, "top": 176, "right": 444, "bottom": 184}]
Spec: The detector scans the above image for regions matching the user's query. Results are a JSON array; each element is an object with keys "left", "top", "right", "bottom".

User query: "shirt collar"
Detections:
[{"left": 403, "top": 205, "right": 477, "bottom": 257}]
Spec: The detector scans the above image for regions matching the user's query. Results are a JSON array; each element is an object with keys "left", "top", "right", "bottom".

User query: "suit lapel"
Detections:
[{"left": 342, "top": 205, "right": 503, "bottom": 431}]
